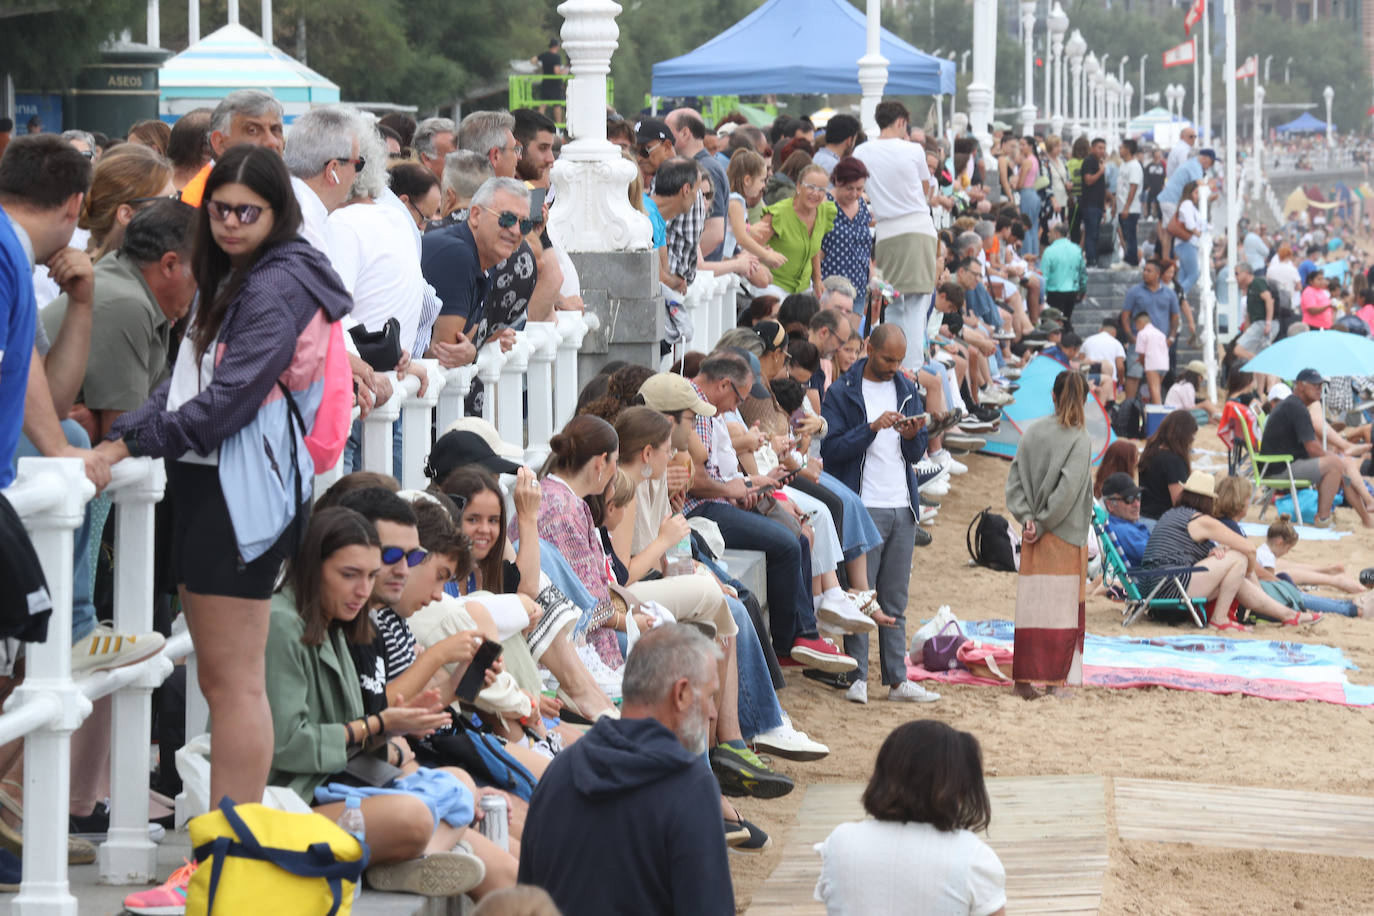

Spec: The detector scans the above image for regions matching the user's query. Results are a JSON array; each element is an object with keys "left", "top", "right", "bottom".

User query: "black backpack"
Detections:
[
  {"left": 1113, "top": 396, "right": 1146, "bottom": 440},
  {"left": 966, "top": 507, "right": 1019, "bottom": 573}
]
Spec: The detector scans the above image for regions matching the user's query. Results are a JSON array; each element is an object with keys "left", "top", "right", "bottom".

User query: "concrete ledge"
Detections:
[{"left": 720, "top": 548, "right": 768, "bottom": 615}]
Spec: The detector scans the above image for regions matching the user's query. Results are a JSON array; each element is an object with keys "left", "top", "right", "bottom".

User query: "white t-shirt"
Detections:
[
  {"left": 32, "top": 227, "right": 91, "bottom": 309},
  {"left": 1116, "top": 159, "right": 1143, "bottom": 215},
  {"left": 1164, "top": 380, "right": 1196, "bottom": 411},
  {"left": 165, "top": 330, "right": 220, "bottom": 465},
  {"left": 1267, "top": 258, "right": 1301, "bottom": 301},
  {"left": 859, "top": 378, "right": 909, "bottom": 509},
  {"left": 1256, "top": 543, "right": 1277, "bottom": 570},
  {"left": 1167, "top": 140, "right": 1192, "bottom": 176},
  {"left": 1080, "top": 330, "right": 1126, "bottom": 379},
  {"left": 1178, "top": 199, "right": 1201, "bottom": 240},
  {"left": 815, "top": 819, "right": 1006, "bottom": 916},
  {"left": 290, "top": 176, "right": 334, "bottom": 262},
  {"left": 327, "top": 201, "right": 425, "bottom": 354},
  {"left": 853, "top": 138, "right": 937, "bottom": 241}
]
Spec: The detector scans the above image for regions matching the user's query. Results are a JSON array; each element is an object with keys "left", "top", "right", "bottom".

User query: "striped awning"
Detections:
[{"left": 159, "top": 23, "right": 339, "bottom": 117}]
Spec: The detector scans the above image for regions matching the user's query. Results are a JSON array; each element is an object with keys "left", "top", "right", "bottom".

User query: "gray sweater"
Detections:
[{"left": 1005, "top": 416, "right": 1093, "bottom": 548}]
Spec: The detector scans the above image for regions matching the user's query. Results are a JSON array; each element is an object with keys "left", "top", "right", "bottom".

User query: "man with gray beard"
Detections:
[{"left": 518, "top": 624, "right": 735, "bottom": 914}]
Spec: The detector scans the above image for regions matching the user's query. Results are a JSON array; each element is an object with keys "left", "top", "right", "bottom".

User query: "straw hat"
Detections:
[{"left": 1181, "top": 470, "right": 1216, "bottom": 498}]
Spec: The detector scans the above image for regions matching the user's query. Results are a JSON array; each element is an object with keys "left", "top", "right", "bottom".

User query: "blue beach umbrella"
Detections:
[{"left": 1240, "top": 330, "right": 1374, "bottom": 378}]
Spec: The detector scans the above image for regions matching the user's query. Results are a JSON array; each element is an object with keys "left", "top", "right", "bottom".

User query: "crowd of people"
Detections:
[{"left": 1, "top": 76, "right": 1371, "bottom": 915}]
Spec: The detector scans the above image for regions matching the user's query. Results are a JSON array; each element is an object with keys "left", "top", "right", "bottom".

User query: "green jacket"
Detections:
[
  {"left": 264, "top": 592, "right": 364, "bottom": 803},
  {"left": 1040, "top": 236, "right": 1087, "bottom": 295}
]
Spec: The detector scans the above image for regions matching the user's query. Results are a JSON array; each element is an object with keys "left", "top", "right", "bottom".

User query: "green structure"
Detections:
[{"left": 65, "top": 37, "right": 172, "bottom": 136}]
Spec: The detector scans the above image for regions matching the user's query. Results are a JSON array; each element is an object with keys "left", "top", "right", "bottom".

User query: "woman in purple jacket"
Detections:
[{"left": 96, "top": 145, "right": 351, "bottom": 806}]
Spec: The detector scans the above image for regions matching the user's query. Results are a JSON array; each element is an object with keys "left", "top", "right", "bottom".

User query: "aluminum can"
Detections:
[{"left": 478, "top": 793, "right": 509, "bottom": 851}]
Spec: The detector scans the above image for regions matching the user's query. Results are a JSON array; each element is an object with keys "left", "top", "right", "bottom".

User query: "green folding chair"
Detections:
[
  {"left": 1237, "top": 420, "right": 1314, "bottom": 524},
  {"left": 1092, "top": 504, "right": 1209, "bottom": 628}
]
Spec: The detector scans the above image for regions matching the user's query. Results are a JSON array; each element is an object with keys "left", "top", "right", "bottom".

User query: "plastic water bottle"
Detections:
[
  {"left": 338, "top": 796, "right": 366, "bottom": 899},
  {"left": 666, "top": 533, "right": 694, "bottom": 577}
]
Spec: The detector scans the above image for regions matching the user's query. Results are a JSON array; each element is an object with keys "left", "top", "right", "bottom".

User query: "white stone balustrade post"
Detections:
[
  {"left": 437, "top": 366, "right": 479, "bottom": 432},
  {"left": 968, "top": 0, "right": 998, "bottom": 164},
  {"left": 717, "top": 275, "right": 740, "bottom": 343},
  {"left": 523, "top": 323, "right": 561, "bottom": 466},
  {"left": 495, "top": 334, "right": 535, "bottom": 456},
  {"left": 360, "top": 372, "right": 411, "bottom": 479},
  {"left": 101, "top": 459, "right": 167, "bottom": 885},
  {"left": 476, "top": 343, "right": 510, "bottom": 427},
  {"left": 554, "top": 311, "right": 597, "bottom": 429},
  {"left": 312, "top": 406, "right": 358, "bottom": 500},
  {"left": 858, "top": 0, "right": 890, "bottom": 137},
  {"left": 399, "top": 359, "right": 445, "bottom": 491},
  {"left": 6, "top": 456, "right": 94, "bottom": 916},
  {"left": 1019, "top": 0, "right": 1036, "bottom": 135},
  {"left": 547, "top": 0, "right": 652, "bottom": 252}
]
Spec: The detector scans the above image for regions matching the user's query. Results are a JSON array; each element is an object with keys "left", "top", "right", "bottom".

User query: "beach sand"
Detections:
[{"left": 729, "top": 424, "right": 1374, "bottom": 913}]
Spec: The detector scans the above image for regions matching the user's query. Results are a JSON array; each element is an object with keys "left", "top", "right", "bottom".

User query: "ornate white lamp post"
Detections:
[
  {"left": 968, "top": 0, "right": 999, "bottom": 162},
  {"left": 547, "top": 0, "right": 652, "bottom": 252},
  {"left": 1019, "top": 0, "right": 1037, "bottom": 135},
  {"left": 858, "top": 0, "right": 889, "bottom": 137},
  {"left": 1252, "top": 83, "right": 1265, "bottom": 199},
  {"left": 1047, "top": 3, "right": 1068, "bottom": 136},
  {"left": 1323, "top": 85, "right": 1335, "bottom": 147},
  {"left": 1122, "top": 81, "right": 1134, "bottom": 137},
  {"left": 1105, "top": 73, "right": 1120, "bottom": 147},
  {"left": 1084, "top": 52, "right": 1100, "bottom": 137},
  {"left": 1066, "top": 29, "right": 1086, "bottom": 137}
]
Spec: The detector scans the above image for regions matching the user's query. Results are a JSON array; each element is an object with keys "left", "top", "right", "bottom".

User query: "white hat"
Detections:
[
  {"left": 1268, "top": 382, "right": 1292, "bottom": 401},
  {"left": 442, "top": 417, "right": 523, "bottom": 459}
]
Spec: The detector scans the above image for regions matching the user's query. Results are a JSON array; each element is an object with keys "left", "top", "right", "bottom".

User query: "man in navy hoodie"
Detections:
[
  {"left": 821, "top": 325, "right": 941, "bottom": 705},
  {"left": 518, "top": 623, "right": 734, "bottom": 914}
]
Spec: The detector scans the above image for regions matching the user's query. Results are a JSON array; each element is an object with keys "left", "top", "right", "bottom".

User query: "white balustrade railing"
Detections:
[
  {"left": 678, "top": 269, "right": 742, "bottom": 357},
  {"left": 0, "top": 305, "right": 612, "bottom": 911},
  {"left": 0, "top": 454, "right": 190, "bottom": 913}
]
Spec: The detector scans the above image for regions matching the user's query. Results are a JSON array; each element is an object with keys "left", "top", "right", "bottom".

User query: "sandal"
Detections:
[
  {"left": 721, "top": 803, "right": 771, "bottom": 852},
  {"left": 1282, "top": 612, "right": 1322, "bottom": 626},
  {"left": 1209, "top": 620, "right": 1252, "bottom": 633},
  {"left": 555, "top": 689, "right": 619, "bottom": 724}
]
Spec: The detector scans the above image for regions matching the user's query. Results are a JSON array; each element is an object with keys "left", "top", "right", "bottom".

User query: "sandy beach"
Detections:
[{"left": 729, "top": 424, "right": 1374, "bottom": 913}]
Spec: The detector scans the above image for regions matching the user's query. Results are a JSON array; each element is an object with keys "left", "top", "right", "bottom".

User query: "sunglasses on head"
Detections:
[
  {"left": 206, "top": 200, "right": 268, "bottom": 225},
  {"left": 381, "top": 546, "right": 430, "bottom": 567},
  {"left": 129, "top": 190, "right": 183, "bottom": 207},
  {"left": 495, "top": 210, "right": 536, "bottom": 234}
]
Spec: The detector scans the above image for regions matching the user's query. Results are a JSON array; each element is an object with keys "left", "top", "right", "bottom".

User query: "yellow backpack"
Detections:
[{"left": 186, "top": 799, "right": 369, "bottom": 916}]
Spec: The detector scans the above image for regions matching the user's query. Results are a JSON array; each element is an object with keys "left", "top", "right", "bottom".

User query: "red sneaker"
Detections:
[{"left": 790, "top": 637, "right": 858, "bottom": 674}]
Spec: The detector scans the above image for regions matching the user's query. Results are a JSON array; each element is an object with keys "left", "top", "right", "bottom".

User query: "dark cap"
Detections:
[
  {"left": 1295, "top": 368, "right": 1325, "bottom": 386},
  {"left": 1198, "top": 147, "right": 1217, "bottom": 161},
  {"left": 425, "top": 430, "right": 522, "bottom": 483},
  {"left": 1102, "top": 472, "right": 1143, "bottom": 502},
  {"left": 1040, "top": 306, "right": 1066, "bottom": 323},
  {"left": 635, "top": 118, "right": 671, "bottom": 146},
  {"left": 754, "top": 320, "right": 787, "bottom": 353}
]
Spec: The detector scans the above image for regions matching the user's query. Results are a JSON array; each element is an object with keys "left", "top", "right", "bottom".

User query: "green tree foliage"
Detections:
[
  {"left": 0, "top": 0, "right": 147, "bottom": 91},
  {"left": 612, "top": 0, "right": 762, "bottom": 114}
]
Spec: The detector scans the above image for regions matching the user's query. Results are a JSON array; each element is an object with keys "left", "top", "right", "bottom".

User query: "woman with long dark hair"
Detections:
[
  {"left": 1137, "top": 409, "right": 1198, "bottom": 527},
  {"left": 97, "top": 144, "right": 351, "bottom": 806},
  {"left": 1006, "top": 371, "right": 1093, "bottom": 700},
  {"left": 815, "top": 720, "right": 1005, "bottom": 915}
]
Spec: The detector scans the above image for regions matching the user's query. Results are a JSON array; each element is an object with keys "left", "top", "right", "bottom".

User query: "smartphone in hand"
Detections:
[{"left": 455, "top": 640, "right": 504, "bottom": 704}]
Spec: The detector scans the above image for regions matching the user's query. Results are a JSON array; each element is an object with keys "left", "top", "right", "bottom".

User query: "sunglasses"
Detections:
[
  {"left": 443, "top": 492, "right": 469, "bottom": 513},
  {"left": 495, "top": 210, "right": 536, "bottom": 234},
  {"left": 206, "top": 200, "right": 268, "bottom": 225},
  {"left": 727, "top": 379, "right": 745, "bottom": 402},
  {"left": 638, "top": 140, "right": 662, "bottom": 159},
  {"left": 334, "top": 156, "right": 366, "bottom": 171},
  {"left": 1107, "top": 495, "right": 1141, "bottom": 504},
  {"left": 381, "top": 546, "right": 429, "bottom": 567},
  {"left": 129, "top": 190, "right": 183, "bottom": 207},
  {"left": 78, "top": 150, "right": 94, "bottom": 160}
]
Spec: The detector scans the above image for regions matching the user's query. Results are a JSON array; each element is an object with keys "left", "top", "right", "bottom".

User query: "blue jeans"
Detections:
[
  {"left": 1175, "top": 240, "right": 1200, "bottom": 300},
  {"left": 1119, "top": 213, "right": 1140, "bottom": 265},
  {"left": 1299, "top": 594, "right": 1359, "bottom": 617},
  {"left": 728, "top": 596, "right": 783, "bottom": 739},
  {"left": 1081, "top": 206, "right": 1104, "bottom": 268},
  {"left": 342, "top": 417, "right": 404, "bottom": 477},
  {"left": 14, "top": 422, "right": 97, "bottom": 642},
  {"left": 1019, "top": 189, "right": 1041, "bottom": 256},
  {"left": 967, "top": 284, "right": 1002, "bottom": 330},
  {"left": 843, "top": 507, "right": 916, "bottom": 687},
  {"left": 687, "top": 502, "right": 817, "bottom": 657},
  {"left": 818, "top": 472, "right": 881, "bottom": 562}
]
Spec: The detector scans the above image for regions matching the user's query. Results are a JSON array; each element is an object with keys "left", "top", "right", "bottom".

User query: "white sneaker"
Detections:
[
  {"left": 816, "top": 592, "right": 878, "bottom": 635},
  {"left": 919, "top": 505, "right": 938, "bottom": 525},
  {"left": 845, "top": 679, "right": 868, "bottom": 704},
  {"left": 575, "top": 643, "right": 624, "bottom": 700},
  {"left": 914, "top": 457, "right": 941, "bottom": 476},
  {"left": 932, "top": 450, "right": 968, "bottom": 476},
  {"left": 979, "top": 388, "right": 1013, "bottom": 406},
  {"left": 922, "top": 477, "right": 951, "bottom": 497},
  {"left": 888, "top": 681, "right": 941, "bottom": 703},
  {"left": 71, "top": 625, "right": 165, "bottom": 675},
  {"left": 752, "top": 720, "right": 829, "bottom": 761}
]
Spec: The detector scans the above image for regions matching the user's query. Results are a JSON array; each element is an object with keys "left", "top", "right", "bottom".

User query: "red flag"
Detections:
[
  {"left": 1235, "top": 55, "right": 1258, "bottom": 80},
  {"left": 1184, "top": 0, "right": 1205, "bottom": 34},
  {"left": 1163, "top": 38, "right": 1196, "bottom": 69}
]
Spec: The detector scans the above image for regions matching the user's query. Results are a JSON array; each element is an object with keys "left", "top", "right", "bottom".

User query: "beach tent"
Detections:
[
  {"left": 652, "top": 0, "right": 956, "bottom": 97},
  {"left": 1275, "top": 112, "right": 1331, "bottom": 134},
  {"left": 159, "top": 23, "right": 339, "bottom": 122},
  {"left": 1125, "top": 107, "right": 1183, "bottom": 138},
  {"left": 978, "top": 355, "right": 1114, "bottom": 463}
]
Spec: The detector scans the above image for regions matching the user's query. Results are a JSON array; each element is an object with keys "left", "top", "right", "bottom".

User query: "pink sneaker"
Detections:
[
  {"left": 790, "top": 636, "right": 858, "bottom": 674},
  {"left": 124, "top": 858, "right": 196, "bottom": 915}
]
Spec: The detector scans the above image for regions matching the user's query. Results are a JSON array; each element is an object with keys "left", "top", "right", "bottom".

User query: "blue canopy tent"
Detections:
[
  {"left": 1276, "top": 112, "right": 1332, "bottom": 134},
  {"left": 651, "top": 0, "right": 956, "bottom": 97}
]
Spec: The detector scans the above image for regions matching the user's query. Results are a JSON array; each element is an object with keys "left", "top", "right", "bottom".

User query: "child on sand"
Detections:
[{"left": 1258, "top": 516, "right": 1374, "bottom": 619}]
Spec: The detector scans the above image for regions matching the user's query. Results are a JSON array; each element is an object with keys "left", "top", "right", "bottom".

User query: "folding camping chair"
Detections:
[
  {"left": 1092, "top": 505, "right": 1210, "bottom": 628},
  {"left": 1237, "top": 420, "right": 1315, "bottom": 524}
]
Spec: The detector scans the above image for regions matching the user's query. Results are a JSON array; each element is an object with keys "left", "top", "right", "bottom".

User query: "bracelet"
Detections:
[
  {"left": 345, "top": 721, "right": 356, "bottom": 745},
  {"left": 375, "top": 712, "right": 386, "bottom": 736}
]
